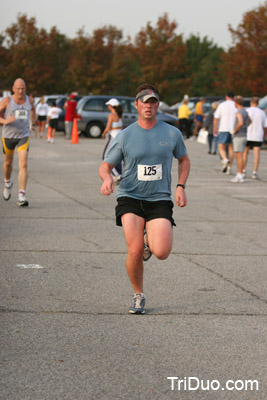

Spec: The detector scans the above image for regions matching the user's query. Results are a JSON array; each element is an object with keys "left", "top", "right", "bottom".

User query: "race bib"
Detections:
[
  {"left": 137, "top": 164, "right": 162, "bottom": 181},
  {"left": 15, "top": 109, "right": 28, "bottom": 119}
]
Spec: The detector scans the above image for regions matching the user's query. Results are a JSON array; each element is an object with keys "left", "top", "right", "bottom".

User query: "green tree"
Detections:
[{"left": 186, "top": 34, "right": 224, "bottom": 96}]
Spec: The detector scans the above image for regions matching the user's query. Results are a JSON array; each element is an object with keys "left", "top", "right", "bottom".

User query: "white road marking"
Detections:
[
  {"left": 232, "top": 195, "right": 267, "bottom": 198},
  {"left": 16, "top": 264, "right": 44, "bottom": 269}
]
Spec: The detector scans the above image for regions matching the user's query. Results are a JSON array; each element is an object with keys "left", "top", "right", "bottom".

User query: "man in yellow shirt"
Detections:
[
  {"left": 192, "top": 97, "right": 205, "bottom": 139},
  {"left": 178, "top": 99, "right": 192, "bottom": 139}
]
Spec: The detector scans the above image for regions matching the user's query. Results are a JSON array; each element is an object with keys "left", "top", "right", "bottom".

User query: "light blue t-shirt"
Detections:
[{"left": 104, "top": 120, "right": 187, "bottom": 201}]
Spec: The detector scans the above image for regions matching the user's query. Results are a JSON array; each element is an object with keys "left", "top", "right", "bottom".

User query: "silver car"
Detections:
[{"left": 76, "top": 95, "right": 179, "bottom": 138}]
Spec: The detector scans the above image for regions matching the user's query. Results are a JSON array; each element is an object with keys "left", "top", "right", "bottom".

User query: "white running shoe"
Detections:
[
  {"left": 143, "top": 231, "right": 152, "bottom": 262},
  {"left": 221, "top": 159, "right": 229, "bottom": 173},
  {"left": 226, "top": 166, "right": 232, "bottom": 175},
  {"left": 17, "top": 192, "right": 29, "bottom": 207},
  {"left": 129, "top": 293, "right": 146, "bottom": 314},
  {"left": 3, "top": 180, "right": 13, "bottom": 201},
  {"left": 231, "top": 174, "right": 245, "bottom": 183},
  {"left": 252, "top": 172, "right": 258, "bottom": 179}
]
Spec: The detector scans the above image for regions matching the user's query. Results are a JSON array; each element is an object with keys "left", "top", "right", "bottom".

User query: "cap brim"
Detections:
[{"left": 139, "top": 94, "right": 159, "bottom": 102}]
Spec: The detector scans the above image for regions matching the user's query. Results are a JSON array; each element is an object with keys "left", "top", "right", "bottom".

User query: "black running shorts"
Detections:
[
  {"left": 246, "top": 140, "right": 262, "bottom": 149},
  {"left": 49, "top": 118, "right": 58, "bottom": 129},
  {"left": 2, "top": 137, "right": 29, "bottom": 155},
  {"left": 115, "top": 196, "right": 176, "bottom": 227}
]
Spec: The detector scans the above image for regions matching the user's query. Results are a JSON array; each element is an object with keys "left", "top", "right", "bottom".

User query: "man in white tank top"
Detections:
[{"left": 0, "top": 78, "right": 36, "bottom": 206}]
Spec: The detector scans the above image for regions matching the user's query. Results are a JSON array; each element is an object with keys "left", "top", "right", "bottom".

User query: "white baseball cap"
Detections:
[{"left": 106, "top": 98, "right": 120, "bottom": 106}]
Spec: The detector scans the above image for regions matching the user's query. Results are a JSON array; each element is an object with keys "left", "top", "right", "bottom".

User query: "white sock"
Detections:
[
  {"left": 18, "top": 190, "right": 26, "bottom": 200},
  {"left": 4, "top": 179, "right": 12, "bottom": 187}
]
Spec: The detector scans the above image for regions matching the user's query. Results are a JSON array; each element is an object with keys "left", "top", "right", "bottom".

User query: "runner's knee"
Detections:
[
  {"left": 127, "top": 245, "right": 144, "bottom": 261},
  {"left": 153, "top": 247, "right": 171, "bottom": 260}
]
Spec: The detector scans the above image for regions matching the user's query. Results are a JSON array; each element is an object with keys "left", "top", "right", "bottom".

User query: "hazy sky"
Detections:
[{"left": 1, "top": 0, "right": 263, "bottom": 49}]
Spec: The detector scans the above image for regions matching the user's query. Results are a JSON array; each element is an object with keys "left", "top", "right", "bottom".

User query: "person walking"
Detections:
[
  {"left": 47, "top": 101, "right": 62, "bottom": 143},
  {"left": 204, "top": 102, "right": 218, "bottom": 154},
  {"left": 99, "top": 83, "right": 190, "bottom": 314},
  {"left": 243, "top": 97, "right": 267, "bottom": 179},
  {"left": 102, "top": 98, "right": 123, "bottom": 181},
  {"left": 213, "top": 92, "right": 237, "bottom": 174},
  {"left": 36, "top": 97, "right": 49, "bottom": 138},
  {"left": 178, "top": 98, "right": 192, "bottom": 139},
  {"left": 0, "top": 78, "right": 36, "bottom": 206},
  {"left": 231, "top": 96, "right": 251, "bottom": 183},
  {"left": 64, "top": 93, "right": 77, "bottom": 139},
  {"left": 192, "top": 97, "right": 205, "bottom": 139}
]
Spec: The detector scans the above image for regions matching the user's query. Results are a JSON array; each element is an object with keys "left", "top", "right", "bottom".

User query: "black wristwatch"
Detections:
[{"left": 176, "top": 184, "right": 186, "bottom": 189}]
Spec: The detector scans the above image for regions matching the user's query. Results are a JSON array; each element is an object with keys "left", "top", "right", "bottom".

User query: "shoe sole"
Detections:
[
  {"left": 129, "top": 309, "right": 145, "bottom": 314},
  {"left": 221, "top": 160, "right": 229, "bottom": 173},
  {"left": 231, "top": 180, "right": 245, "bottom": 183},
  {"left": 3, "top": 194, "right": 11, "bottom": 201},
  {"left": 143, "top": 252, "right": 152, "bottom": 262},
  {"left": 17, "top": 201, "right": 29, "bottom": 207}
]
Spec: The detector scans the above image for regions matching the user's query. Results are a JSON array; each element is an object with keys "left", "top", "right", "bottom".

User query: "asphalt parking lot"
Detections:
[{"left": 0, "top": 130, "right": 266, "bottom": 399}]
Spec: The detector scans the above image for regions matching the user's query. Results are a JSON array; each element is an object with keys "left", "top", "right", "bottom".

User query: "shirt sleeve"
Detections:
[
  {"left": 214, "top": 104, "right": 221, "bottom": 119},
  {"left": 104, "top": 131, "right": 124, "bottom": 165},
  {"left": 173, "top": 130, "right": 188, "bottom": 159}
]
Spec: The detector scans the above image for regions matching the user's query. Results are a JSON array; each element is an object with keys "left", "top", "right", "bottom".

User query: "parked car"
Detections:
[
  {"left": 35, "top": 94, "right": 65, "bottom": 107},
  {"left": 76, "top": 95, "right": 180, "bottom": 138},
  {"left": 259, "top": 95, "right": 267, "bottom": 115}
]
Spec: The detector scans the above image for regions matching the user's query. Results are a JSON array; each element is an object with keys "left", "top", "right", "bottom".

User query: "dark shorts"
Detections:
[
  {"left": 115, "top": 196, "right": 176, "bottom": 227},
  {"left": 218, "top": 132, "right": 233, "bottom": 144},
  {"left": 38, "top": 115, "right": 47, "bottom": 122},
  {"left": 196, "top": 115, "right": 203, "bottom": 122},
  {"left": 246, "top": 140, "right": 262, "bottom": 149},
  {"left": 49, "top": 118, "right": 58, "bottom": 129},
  {"left": 2, "top": 137, "right": 29, "bottom": 156}
]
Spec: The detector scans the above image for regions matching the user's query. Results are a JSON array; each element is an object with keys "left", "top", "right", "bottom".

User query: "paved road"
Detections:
[{"left": 1, "top": 131, "right": 266, "bottom": 399}]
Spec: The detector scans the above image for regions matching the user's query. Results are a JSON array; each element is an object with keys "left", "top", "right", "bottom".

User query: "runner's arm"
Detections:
[
  {"left": 176, "top": 154, "right": 190, "bottom": 207},
  {"left": 233, "top": 112, "right": 243, "bottom": 135},
  {"left": 99, "top": 161, "right": 116, "bottom": 195},
  {"left": 102, "top": 114, "right": 113, "bottom": 138},
  {"left": 0, "top": 97, "right": 15, "bottom": 125},
  {"left": 213, "top": 117, "right": 219, "bottom": 134},
  {"left": 30, "top": 97, "right": 36, "bottom": 123}
]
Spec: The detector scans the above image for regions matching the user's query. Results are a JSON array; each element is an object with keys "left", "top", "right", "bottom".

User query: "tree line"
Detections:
[{"left": 0, "top": 3, "right": 266, "bottom": 105}]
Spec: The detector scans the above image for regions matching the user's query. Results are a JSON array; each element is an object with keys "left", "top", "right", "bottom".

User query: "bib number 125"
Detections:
[{"left": 137, "top": 164, "right": 162, "bottom": 181}]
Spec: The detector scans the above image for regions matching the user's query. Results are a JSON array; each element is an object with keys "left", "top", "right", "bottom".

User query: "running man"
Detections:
[
  {"left": 99, "top": 83, "right": 190, "bottom": 314},
  {"left": 0, "top": 78, "right": 36, "bottom": 206},
  {"left": 213, "top": 92, "right": 237, "bottom": 174},
  {"left": 243, "top": 97, "right": 267, "bottom": 179}
]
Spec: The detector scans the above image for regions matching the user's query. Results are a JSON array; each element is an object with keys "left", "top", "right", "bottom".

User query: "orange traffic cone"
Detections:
[
  {"left": 71, "top": 118, "right": 79, "bottom": 144},
  {"left": 46, "top": 126, "right": 52, "bottom": 141}
]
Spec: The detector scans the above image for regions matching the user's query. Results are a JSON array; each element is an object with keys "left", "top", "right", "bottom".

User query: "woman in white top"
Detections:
[
  {"left": 47, "top": 101, "right": 62, "bottom": 143},
  {"left": 102, "top": 98, "right": 123, "bottom": 179},
  {"left": 36, "top": 97, "right": 49, "bottom": 138}
]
